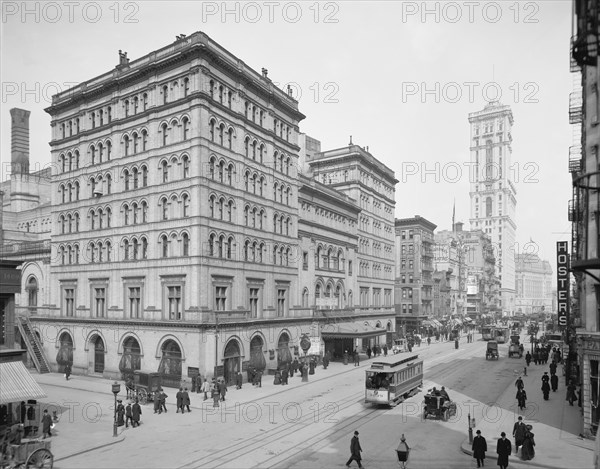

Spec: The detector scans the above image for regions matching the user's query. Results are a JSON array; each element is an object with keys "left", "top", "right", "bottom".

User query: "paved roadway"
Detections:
[{"left": 37, "top": 333, "right": 592, "bottom": 468}]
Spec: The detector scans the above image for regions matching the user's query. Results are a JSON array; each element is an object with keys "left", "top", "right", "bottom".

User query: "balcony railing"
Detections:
[
  {"left": 569, "top": 145, "right": 583, "bottom": 173},
  {"left": 569, "top": 91, "right": 583, "bottom": 124},
  {"left": 571, "top": 170, "right": 600, "bottom": 271}
]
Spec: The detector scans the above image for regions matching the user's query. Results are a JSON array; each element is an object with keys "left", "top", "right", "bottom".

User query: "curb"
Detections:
[
  {"left": 54, "top": 435, "right": 126, "bottom": 462},
  {"left": 460, "top": 438, "right": 591, "bottom": 469}
]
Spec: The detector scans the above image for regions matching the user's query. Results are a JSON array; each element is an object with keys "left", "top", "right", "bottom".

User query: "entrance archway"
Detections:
[
  {"left": 158, "top": 340, "right": 182, "bottom": 388},
  {"left": 56, "top": 332, "right": 73, "bottom": 373},
  {"left": 119, "top": 336, "right": 141, "bottom": 380},
  {"left": 94, "top": 336, "right": 105, "bottom": 373},
  {"left": 223, "top": 339, "right": 241, "bottom": 386},
  {"left": 249, "top": 335, "right": 266, "bottom": 373},
  {"left": 277, "top": 332, "right": 293, "bottom": 368}
]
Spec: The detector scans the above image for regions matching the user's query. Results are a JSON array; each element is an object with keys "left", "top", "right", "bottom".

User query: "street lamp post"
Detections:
[{"left": 111, "top": 381, "right": 120, "bottom": 437}]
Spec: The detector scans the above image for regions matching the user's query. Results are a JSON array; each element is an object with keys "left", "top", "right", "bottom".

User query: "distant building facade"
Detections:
[
  {"left": 514, "top": 253, "right": 553, "bottom": 316},
  {"left": 394, "top": 216, "right": 437, "bottom": 332}
]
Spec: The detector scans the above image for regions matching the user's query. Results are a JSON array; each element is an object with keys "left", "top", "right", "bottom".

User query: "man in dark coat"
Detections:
[
  {"left": 525, "top": 351, "right": 532, "bottom": 366},
  {"left": 182, "top": 388, "right": 191, "bottom": 413},
  {"left": 549, "top": 361, "right": 557, "bottom": 376},
  {"left": 353, "top": 348, "right": 360, "bottom": 366},
  {"left": 322, "top": 354, "right": 329, "bottom": 369},
  {"left": 496, "top": 432, "right": 512, "bottom": 469},
  {"left": 125, "top": 402, "right": 133, "bottom": 428},
  {"left": 345, "top": 430, "right": 363, "bottom": 468},
  {"left": 472, "top": 429, "right": 487, "bottom": 467},
  {"left": 219, "top": 379, "right": 227, "bottom": 401},
  {"left": 132, "top": 399, "right": 142, "bottom": 427},
  {"left": 64, "top": 364, "right": 71, "bottom": 381},
  {"left": 512, "top": 416, "right": 527, "bottom": 453},
  {"left": 159, "top": 389, "right": 168, "bottom": 413},
  {"left": 41, "top": 409, "right": 53, "bottom": 439},
  {"left": 516, "top": 388, "right": 527, "bottom": 410},
  {"left": 176, "top": 388, "right": 184, "bottom": 413},
  {"left": 551, "top": 373, "right": 559, "bottom": 392},
  {"left": 366, "top": 346, "right": 372, "bottom": 359},
  {"left": 515, "top": 376, "right": 524, "bottom": 391},
  {"left": 236, "top": 371, "right": 243, "bottom": 389}
]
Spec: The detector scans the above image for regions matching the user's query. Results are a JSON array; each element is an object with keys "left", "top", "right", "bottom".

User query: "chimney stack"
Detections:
[{"left": 10, "top": 108, "right": 30, "bottom": 174}]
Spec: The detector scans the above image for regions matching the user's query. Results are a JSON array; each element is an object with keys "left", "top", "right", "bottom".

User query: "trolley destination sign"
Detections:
[{"left": 556, "top": 241, "right": 570, "bottom": 330}]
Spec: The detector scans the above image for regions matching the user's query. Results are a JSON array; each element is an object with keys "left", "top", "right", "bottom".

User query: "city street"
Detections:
[{"left": 33, "top": 333, "right": 592, "bottom": 469}]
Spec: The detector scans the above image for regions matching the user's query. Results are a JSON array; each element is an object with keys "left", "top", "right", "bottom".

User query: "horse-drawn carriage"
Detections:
[
  {"left": 422, "top": 390, "right": 456, "bottom": 421},
  {"left": 486, "top": 341, "right": 499, "bottom": 360},
  {"left": 0, "top": 434, "right": 53, "bottom": 469},
  {"left": 125, "top": 371, "right": 162, "bottom": 404}
]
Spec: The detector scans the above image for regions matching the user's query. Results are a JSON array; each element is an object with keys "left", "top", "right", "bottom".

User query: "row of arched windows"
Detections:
[
  {"left": 209, "top": 79, "right": 233, "bottom": 107},
  {"left": 209, "top": 119, "right": 234, "bottom": 149},
  {"left": 210, "top": 194, "right": 235, "bottom": 221},
  {"left": 159, "top": 232, "right": 190, "bottom": 258},
  {"left": 58, "top": 181, "right": 81, "bottom": 203},
  {"left": 59, "top": 213, "right": 80, "bottom": 234},
  {"left": 160, "top": 116, "right": 191, "bottom": 147},
  {"left": 273, "top": 181, "right": 293, "bottom": 206},
  {"left": 160, "top": 154, "right": 189, "bottom": 183},
  {"left": 273, "top": 213, "right": 291, "bottom": 235},
  {"left": 315, "top": 246, "right": 345, "bottom": 271},
  {"left": 58, "top": 244, "right": 80, "bottom": 265},
  {"left": 122, "top": 130, "right": 149, "bottom": 157},
  {"left": 159, "top": 193, "right": 190, "bottom": 220}
]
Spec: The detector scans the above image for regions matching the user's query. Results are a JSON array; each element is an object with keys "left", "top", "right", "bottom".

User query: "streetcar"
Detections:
[
  {"left": 481, "top": 326, "right": 493, "bottom": 341},
  {"left": 365, "top": 354, "right": 423, "bottom": 407},
  {"left": 493, "top": 327, "right": 510, "bottom": 344}
]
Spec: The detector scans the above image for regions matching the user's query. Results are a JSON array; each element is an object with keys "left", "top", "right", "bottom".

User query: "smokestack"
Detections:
[{"left": 10, "top": 108, "right": 30, "bottom": 174}]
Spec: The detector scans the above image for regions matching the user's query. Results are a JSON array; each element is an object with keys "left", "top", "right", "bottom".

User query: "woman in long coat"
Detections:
[{"left": 521, "top": 429, "right": 535, "bottom": 461}]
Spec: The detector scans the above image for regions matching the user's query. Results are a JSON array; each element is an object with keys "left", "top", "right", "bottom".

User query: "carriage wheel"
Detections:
[
  {"left": 138, "top": 389, "right": 148, "bottom": 405},
  {"left": 26, "top": 448, "right": 53, "bottom": 468}
]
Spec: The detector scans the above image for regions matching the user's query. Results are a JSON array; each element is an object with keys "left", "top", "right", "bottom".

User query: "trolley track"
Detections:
[{"left": 177, "top": 342, "right": 487, "bottom": 469}]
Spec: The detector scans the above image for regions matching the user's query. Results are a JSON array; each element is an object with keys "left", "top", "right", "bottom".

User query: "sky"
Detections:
[{"left": 1, "top": 1, "right": 573, "bottom": 279}]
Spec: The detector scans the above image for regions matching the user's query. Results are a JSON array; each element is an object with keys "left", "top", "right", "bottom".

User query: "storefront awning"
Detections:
[
  {"left": 431, "top": 319, "right": 443, "bottom": 328},
  {"left": 0, "top": 361, "right": 47, "bottom": 405},
  {"left": 321, "top": 321, "right": 387, "bottom": 339}
]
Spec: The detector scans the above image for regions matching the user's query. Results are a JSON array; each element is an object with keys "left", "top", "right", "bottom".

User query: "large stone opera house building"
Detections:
[{"left": 1, "top": 31, "right": 397, "bottom": 386}]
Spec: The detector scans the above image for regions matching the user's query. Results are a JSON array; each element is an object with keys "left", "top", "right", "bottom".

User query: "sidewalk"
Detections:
[
  {"left": 459, "top": 354, "right": 595, "bottom": 469},
  {"left": 33, "top": 357, "right": 374, "bottom": 461}
]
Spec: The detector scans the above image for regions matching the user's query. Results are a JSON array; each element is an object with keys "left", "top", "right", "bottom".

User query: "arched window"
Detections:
[
  {"left": 210, "top": 120, "right": 215, "bottom": 142},
  {"left": 141, "top": 165, "right": 148, "bottom": 187},
  {"left": 161, "top": 235, "right": 168, "bottom": 258},
  {"left": 132, "top": 132, "right": 139, "bottom": 154},
  {"left": 227, "top": 200, "right": 233, "bottom": 221},
  {"left": 141, "top": 238, "right": 147, "bottom": 259},
  {"left": 133, "top": 96, "right": 139, "bottom": 114},
  {"left": 60, "top": 215, "right": 66, "bottom": 234},
  {"left": 162, "top": 123, "right": 168, "bottom": 146},
  {"left": 133, "top": 168, "right": 139, "bottom": 189},
  {"left": 227, "top": 164, "right": 233, "bottom": 185},
  {"left": 123, "top": 135, "right": 130, "bottom": 156},
  {"left": 286, "top": 187, "right": 291, "bottom": 205},
  {"left": 106, "top": 208, "right": 111, "bottom": 228},
  {"left": 123, "top": 204, "right": 130, "bottom": 225},
  {"left": 124, "top": 169, "right": 130, "bottom": 191},
  {"left": 228, "top": 128, "right": 233, "bottom": 149},
  {"left": 162, "top": 161, "right": 169, "bottom": 183},
  {"left": 162, "top": 85, "right": 169, "bottom": 104},
  {"left": 302, "top": 288, "right": 309, "bottom": 308},
  {"left": 141, "top": 202, "right": 148, "bottom": 223},
  {"left": 183, "top": 118, "right": 190, "bottom": 141},
  {"left": 244, "top": 137, "right": 249, "bottom": 157},
  {"left": 27, "top": 277, "right": 38, "bottom": 308},
  {"left": 106, "top": 140, "right": 112, "bottom": 160},
  {"left": 182, "top": 194, "right": 190, "bottom": 217},
  {"left": 209, "top": 80, "right": 215, "bottom": 99},
  {"left": 219, "top": 124, "right": 224, "bottom": 146},
  {"left": 123, "top": 239, "right": 130, "bottom": 260},
  {"left": 161, "top": 198, "right": 168, "bottom": 220},
  {"left": 209, "top": 195, "right": 215, "bottom": 218},
  {"left": 132, "top": 238, "right": 139, "bottom": 260},
  {"left": 218, "top": 197, "right": 224, "bottom": 220},
  {"left": 91, "top": 145, "right": 96, "bottom": 165},
  {"left": 183, "top": 155, "right": 190, "bottom": 179},
  {"left": 97, "top": 209, "right": 103, "bottom": 229},
  {"left": 74, "top": 212, "right": 80, "bottom": 232},
  {"left": 141, "top": 130, "right": 148, "bottom": 151},
  {"left": 106, "top": 241, "right": 112, "bottom": 261},
  {"left": 182, "top": 233, "right": 190, "bottom": 256},
  {"left": 124, "top": 100, "right": 130, "bottom": 117},
  {"left": 184, "top": 78, "right": 190, "bottom": 97},
  {"left": 132, "top": 203, "right": 138, "bottom": 224}
]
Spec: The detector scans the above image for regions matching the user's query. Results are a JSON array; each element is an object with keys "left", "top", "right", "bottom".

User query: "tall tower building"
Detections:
[{"left": 468, "top": 101, "right": 517, "bottom": 315}]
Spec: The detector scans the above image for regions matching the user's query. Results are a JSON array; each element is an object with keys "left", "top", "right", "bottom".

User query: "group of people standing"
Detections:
[
  {"left": 470, "top": 418, "right": 536, "bottom": 469},
  {"left": 116, "top": 399, "right": 142, "bottom": 428}
]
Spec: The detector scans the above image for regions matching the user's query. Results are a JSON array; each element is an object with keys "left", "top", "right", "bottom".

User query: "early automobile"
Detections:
[
  {"left": 508, "top": 335, "right": 522, "bottom": 358},
  {"left": 486, "top": 341, "right": 499, "bottom": 360},
  {"left": 422, "top": 389, "right": 457, "bottom": 421}
]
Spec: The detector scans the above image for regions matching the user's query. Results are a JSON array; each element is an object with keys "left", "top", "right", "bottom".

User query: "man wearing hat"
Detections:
[
  {"left": 345, "top": 430, "right": 363, "bottom": 468},
  {"left": 472, "top": 430, "right": 487, "bottom": 467},
  {"left": 496, "top": 432, "right": 512, "bottom": 469}
]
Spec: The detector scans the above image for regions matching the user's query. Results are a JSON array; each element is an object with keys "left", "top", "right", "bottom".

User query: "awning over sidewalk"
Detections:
[
  {"left": 321, "top": 321, "right": 386, "bottom": 339},
  {"left": 0, "top": 361, "right": 47, "bottom": 405}
]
